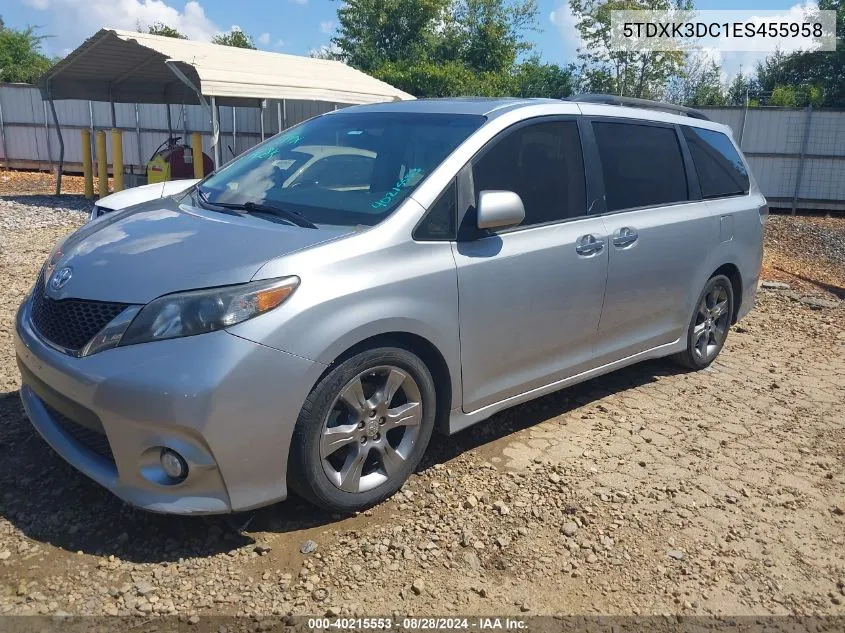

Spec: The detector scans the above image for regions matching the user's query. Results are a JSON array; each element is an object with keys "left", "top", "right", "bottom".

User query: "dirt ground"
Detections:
[{"left": 0, "top": 174, "right": 843, "bottom": 620}]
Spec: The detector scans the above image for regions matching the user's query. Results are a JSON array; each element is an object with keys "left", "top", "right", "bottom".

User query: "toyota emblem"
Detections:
[{"left": 50, "top": 267, "right": 73, "bottom": 291}]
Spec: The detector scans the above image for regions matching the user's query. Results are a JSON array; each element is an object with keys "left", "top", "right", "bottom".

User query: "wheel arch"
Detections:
[
  {"left": 314, "top": 331, "right": 454, "bottom": 435},
  {"left": 711, "top": 262, "right": 743, "bottom": 323}
]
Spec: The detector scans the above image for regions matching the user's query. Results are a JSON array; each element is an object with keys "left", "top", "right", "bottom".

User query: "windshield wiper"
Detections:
[
  {"left": 239, "top": 201, "right": 318, "bottom": 229},
  {"left": 194, "top": 188, "right": 317, "bottom": 229}
]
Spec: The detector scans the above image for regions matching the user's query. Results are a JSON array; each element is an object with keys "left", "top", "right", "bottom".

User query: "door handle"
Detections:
[
  {"left": 575, "top": 234, "right": 604, "bottom": 256},
  {"left": 612, "top": 227, "right": 639, "bottom": 248}
]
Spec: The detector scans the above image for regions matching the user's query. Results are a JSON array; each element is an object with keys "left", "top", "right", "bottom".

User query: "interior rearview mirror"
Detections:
[{"left": 476, "top": 190, "right": 525, "bottom": 231}]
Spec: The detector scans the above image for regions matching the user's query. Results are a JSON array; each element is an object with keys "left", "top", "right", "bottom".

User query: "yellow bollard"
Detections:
[
  {"left": 191, "top": 132, "right": 204, "bottom": 179},
  {"left": 95, "top": 130, "right": 108, "bottom": 198},
  {"left": 111, "top": 129, "right": 124, "bottom": 192},
  {"left": 80, "top": 130, "right": 94, "bottom": 200}
]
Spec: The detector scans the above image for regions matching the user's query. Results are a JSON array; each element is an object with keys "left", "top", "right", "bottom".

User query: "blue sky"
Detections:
[{"left": 4, "top": 0, "right": 801, "bottom": 78}]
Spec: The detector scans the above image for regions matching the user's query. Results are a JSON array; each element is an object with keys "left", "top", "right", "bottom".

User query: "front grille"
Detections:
[
  {"left": 30, "top": 269, "right": 129, "bottom": 353},
  {"left": 44, "top": 402, "right": 115, "bottom": 463}
]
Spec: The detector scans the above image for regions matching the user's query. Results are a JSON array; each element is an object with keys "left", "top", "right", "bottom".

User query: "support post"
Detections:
[
  {"left": 282, "top": 99, "right": 287, "bottom": 130},
  {"left": 81, "top": 130, "right": 94, "bottom": 199},
  {"left": 166, "top": 103, "right": 173, "bottom": 140},
  {"left": 43, "top": 102, "right": 53, "bottom": 170},
  {"left": 232, "top": 106, "right": 237, "bottom": 157},
  {"left": 0, "top": 101, "right": 7, "bottom": 170},
  {"left": 738, "top": 90, "right": 749, "bottom": 150},
  {"left": 47, "top": 85, "right": 64, "bottom": 195},
  {"left": 135, "top": 103, "right": 143, "bottom": 169},
  {"left": 192, "top": 132, "right": 204, "bottom": 179},
  {"left": 95, "top": 130, "right": 108, "bottom": 198},
  {"left": 211, "top": 96, "right": 221, "bottom": 169},
  {"left": 791, "top": 104, "right": 812, "bottom": 216},
  {"left": 260, "top": 100, "right": 266, "bottom": 141},
  {"left": 111, "top": 129, "right": 124, "bottom": 191},
  {"left": 276, "top": 101, "right": 282, "bottom": 133}
]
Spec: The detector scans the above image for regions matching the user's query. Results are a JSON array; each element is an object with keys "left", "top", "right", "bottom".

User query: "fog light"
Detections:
[{"left": 160, "top": 448, "right": 188, "bottom": 481}]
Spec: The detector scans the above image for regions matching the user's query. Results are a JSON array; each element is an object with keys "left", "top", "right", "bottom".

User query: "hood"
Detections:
[
  {"left": 48, "top": 197, "right": 353, "bottom": 304},
  {"left": 96, "top": 179, "right": 200, "bottom": 211}
]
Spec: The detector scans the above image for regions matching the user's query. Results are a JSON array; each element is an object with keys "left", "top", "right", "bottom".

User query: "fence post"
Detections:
[
  {"left": 738, "top": 92, "right": 748, "bottom": 150},
  {"left": 192, "top": 132, "right": 204, "bottom": 179},
  {"left": 135, "top": 103, "right": 143, "bottom": 169},
  {"left": 43, "top": 101, "right": 53, "bottom": 170},
  {"left": 0, "top": 100, "right": 7, "bottom": 169},
  {"left": 111, "top": 129, "right": 124, "bottom": 191},
  {"left": 81, "top": 130, "right": 94, "bottom": 199},
  {"left": 791, "top": 104, "right": 813, "bottom": 216},
  {"left": 95, "top": 130, "right": 108, "bottom": 198}
]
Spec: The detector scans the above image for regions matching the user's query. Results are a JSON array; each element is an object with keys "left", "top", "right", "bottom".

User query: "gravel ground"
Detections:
[{"left": 0, "top": 190, "right": 843, "bottom": 620}]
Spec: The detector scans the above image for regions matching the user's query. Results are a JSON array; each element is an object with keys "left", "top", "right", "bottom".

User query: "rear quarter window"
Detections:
[{"left": 682, "top": 126, "right": 750, "bottom": 198}]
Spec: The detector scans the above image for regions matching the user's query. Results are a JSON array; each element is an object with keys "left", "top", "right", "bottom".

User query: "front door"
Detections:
[{"left": 453, "top": 119, "right": 609, "bottom": 413}]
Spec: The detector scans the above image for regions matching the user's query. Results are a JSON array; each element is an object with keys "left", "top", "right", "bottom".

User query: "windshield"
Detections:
[{"left": 197, "top": 112, "right": 485, "bottom": 227}]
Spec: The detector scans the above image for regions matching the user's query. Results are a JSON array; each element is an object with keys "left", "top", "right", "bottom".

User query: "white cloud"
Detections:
[
  {"left": 549, "top": 4, "right": 583, "bottom": 62},
  {"left": 257, "top": 32, "right": 271, "bottom": 46},
  {"left": 290, "top": 0, "right": 308, "bottom": 4},
  {"left": 275, "top": 39, "right": 286, "bottom": 48},
  {"left": 320, "top": 20, "right": 335, "bottom": 35},
  {"left": 23, "top": 0, "right": 219, "bottom": 54}
]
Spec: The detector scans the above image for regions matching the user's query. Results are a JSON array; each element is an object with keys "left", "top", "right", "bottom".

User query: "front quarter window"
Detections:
[{"left": 197, "top": 112, "right": 485, "bottom": 227}]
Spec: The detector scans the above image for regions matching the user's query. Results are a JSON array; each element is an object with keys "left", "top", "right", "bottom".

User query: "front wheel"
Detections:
[
  {"left": 288, "top": 347, "right": 437, "bottom": 513},
  {"left": 673, "top": 274, "right": 734, "bottom": 370}
]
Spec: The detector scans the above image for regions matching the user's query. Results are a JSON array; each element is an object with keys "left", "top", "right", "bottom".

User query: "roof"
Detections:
[
  {"left": 40, "top": 29, "right": 413, "bottom": 107},
  {"left": 337, "top": 97, "right": 559, "bottom": 117},
  {"left": 330, "top": 97, "right": 730, "bottom": 132}
]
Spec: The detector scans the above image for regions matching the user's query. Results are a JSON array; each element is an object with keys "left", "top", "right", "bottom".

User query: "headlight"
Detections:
[{"left": 119, "top": 277, "right": 299, "bottom": 346}]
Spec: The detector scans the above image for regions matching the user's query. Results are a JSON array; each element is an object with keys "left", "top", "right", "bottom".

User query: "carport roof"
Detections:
[{"left": 39, "top": 28, "right": 414, "bottom": 107}]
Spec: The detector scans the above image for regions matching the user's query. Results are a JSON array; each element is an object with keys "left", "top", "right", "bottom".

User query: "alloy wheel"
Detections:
[
  {"left": 320, "top": 366, "right": 422, "bottom": 493},
  {"left": 692, "top": 283, "right": 731, "bottom": 362}
]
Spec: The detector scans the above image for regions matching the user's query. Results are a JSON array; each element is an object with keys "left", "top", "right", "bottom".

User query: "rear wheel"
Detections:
[
  {"left": 288, "top": 347, "right": 436, "bottom": 513},
  {"left": 673, "top": 274, "right": 734, "bottom": 370}
]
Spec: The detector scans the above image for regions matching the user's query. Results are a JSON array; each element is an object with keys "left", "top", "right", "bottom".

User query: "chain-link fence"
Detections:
[{"left": 700, "top": 105, "right": 845, "bottom": 213}]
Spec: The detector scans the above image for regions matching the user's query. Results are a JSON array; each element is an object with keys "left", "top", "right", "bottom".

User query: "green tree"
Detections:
[
  {"left": 435, "top": 0, "right": 539, "bottom": 74},
  {"left": 569, "top": 0, "right": 689, "bottom": 99},
  {"left": 329, "top": 0, "right": 549, "bottom": 97},
  {"left": 769, "top": 84, "right": 799, "bottom": 107},
  {"left": 146, "top": 22, "right": 187, "bottom": 39},
  {"left": 212, "top": 28, "right": 257, "bottom": 49},
  {"left": 754, "top": 0, "right": 845, "bottom": 106},
  {"left": 666, "top": 54, "right": 725, "bottom": 106},
  {"left": 0, "top": 21, "right": 53, "bottom": 83},
  {"left": 513, "top": 56, "right": 574, "bottom": 98},
  {"left": 331, "top": 0, "right": 449, "bottom": 72},
  {"left": 725, "top": 70, "right": 759, "bottom": 106}
]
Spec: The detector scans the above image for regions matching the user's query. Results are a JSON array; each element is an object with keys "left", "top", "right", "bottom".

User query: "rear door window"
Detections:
[
  {"left": 592, "top": 121, "right": 688, "bottom": 212},
  {"left": 682, "top": 126, "right": 750, "bottom": 198}
]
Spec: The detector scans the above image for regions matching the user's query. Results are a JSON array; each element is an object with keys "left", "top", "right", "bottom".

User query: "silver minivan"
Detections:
[{"left": 14, "top": 96, "right": 766, "bottom": 515}]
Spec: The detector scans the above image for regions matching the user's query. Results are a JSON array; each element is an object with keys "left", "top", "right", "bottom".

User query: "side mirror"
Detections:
[{"left": 476, "top": 190, "right": 525, "bottom": 230}]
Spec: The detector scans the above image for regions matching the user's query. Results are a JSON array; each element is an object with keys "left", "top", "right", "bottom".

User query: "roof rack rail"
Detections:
[{"left": 564, "top": 93, "right": 711, "bottom": 121}]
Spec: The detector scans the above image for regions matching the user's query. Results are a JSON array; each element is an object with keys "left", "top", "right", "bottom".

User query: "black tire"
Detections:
[
  {"left": 288, "top": 346, "right": 437, "bottom": 513},
  {"left": 673, "top": 274, "right": 734, "bottom": 370}
]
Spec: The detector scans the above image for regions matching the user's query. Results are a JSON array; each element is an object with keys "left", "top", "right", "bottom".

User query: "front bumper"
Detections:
[{"left": 14, "top": 298, "right": 325, "bottom": 515}]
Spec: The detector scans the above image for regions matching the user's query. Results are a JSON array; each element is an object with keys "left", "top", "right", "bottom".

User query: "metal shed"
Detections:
[{"left": 39, "top": 28, "right": 413, "bottom": 190}]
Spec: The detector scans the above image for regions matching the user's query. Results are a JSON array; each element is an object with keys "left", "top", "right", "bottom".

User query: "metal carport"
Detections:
[{"left": 39, "top": 28, "right": 413, "bottom": 191}]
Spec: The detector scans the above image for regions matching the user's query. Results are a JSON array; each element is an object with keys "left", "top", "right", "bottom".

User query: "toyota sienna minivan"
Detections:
[{"left": 15, "top": 96, "right": 766, "bottom": 514}]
